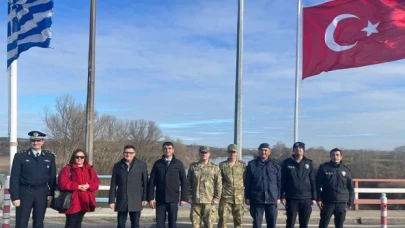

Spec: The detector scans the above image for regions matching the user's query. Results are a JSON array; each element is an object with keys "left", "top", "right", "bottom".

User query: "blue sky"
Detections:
[{"left": 1, "top": 0, "right": 404, "bottom": 151}]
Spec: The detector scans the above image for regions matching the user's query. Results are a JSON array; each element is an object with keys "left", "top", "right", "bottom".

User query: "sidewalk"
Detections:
[{"left": 1, "top": 208, "right": 404, "bottom": 224}]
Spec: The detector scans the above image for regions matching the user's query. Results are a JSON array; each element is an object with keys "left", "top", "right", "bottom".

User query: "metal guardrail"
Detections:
[
  {"left": 353, "top": 178, "right": 405, "bottom": 210},
  {"left": 2, "top": 175, "right": 405, "bottom": 209}
]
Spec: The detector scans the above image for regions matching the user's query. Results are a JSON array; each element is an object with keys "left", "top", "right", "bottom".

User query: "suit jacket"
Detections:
[
  {"left": 147, "top": 155, "right": 188, "bottom": 203},
  {"left": 109, "top": 158, "right": 148, "bottom": 212}
]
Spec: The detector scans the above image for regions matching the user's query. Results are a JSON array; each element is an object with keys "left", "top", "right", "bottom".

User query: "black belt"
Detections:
[{"left": 20, "top": 184, "right": 47, "bottom": 189}]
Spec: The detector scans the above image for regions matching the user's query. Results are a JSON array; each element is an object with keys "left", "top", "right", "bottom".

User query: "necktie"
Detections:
[{"left": 166, "top": 160, "right": 170, "bottom": 167}]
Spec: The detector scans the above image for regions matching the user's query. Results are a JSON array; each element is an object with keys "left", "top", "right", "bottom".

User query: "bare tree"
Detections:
[
  {"left": 125, "top": 120, "right": 163, "bottom": 164},
  {"left": 43, "top": 95, "right": 86, "bottom": 169},
  {"left": 42, "top": 95, "right": 164, "bottom": 174}
]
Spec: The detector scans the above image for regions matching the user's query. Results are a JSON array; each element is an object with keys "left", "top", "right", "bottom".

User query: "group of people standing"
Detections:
[{"left": 9, "top": 130, "right": 354, "bottom": 228}]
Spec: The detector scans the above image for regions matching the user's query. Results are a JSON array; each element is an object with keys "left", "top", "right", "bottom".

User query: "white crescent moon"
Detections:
[{"left": 325, "top": 14, "right": 359, "bottom": 52}]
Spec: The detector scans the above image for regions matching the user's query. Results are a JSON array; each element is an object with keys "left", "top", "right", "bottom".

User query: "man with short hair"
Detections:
[
  {"left": 280, "top": 142, "right": 316, "bottom": 228},
  {"left": 245, "top": 143, "right": 281, "bottom": 228},
  {"left": 218, "top": 144, "right": 246, "bottom": 228},
  {"left": 187, "top": 146, "right": 222, "bottom": 228},
  {"left": 147, "top": 141, "right": 189, "bottom": 228},
  {"left": 316, "top": 148, "right": 354, "bottom": 228},
  {"left": 10, "top": 131, "right": 56, "bottom": 228},
  {"left": 109, "top": 145, "right": 148, "bottom": 228}
]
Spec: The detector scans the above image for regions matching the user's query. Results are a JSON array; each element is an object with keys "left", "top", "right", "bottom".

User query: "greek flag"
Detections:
[{"left": 7, "top": 0, "right": 54, "bottom": 68}]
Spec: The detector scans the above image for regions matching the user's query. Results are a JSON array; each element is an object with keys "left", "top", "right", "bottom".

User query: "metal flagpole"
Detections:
[
  {"left": 85, "top": 0, "right": 97, "bottom": 165},
  {"left": 234, "top": 0, "right": 244, "bottom": 158},
  {"left": 9, "top": 60, "right": 17, "bottom": 173},
  {"left": 294, "top": 0, "right": 303, "bottom": 143}
]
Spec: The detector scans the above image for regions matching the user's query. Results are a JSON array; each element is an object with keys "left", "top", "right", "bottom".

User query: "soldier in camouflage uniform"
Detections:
[
  {"left": 218, "top": 144, "right": 246, "bottom": 228},
  {"left": 187, "top": 146, "right": 222, "bottom": 228}
]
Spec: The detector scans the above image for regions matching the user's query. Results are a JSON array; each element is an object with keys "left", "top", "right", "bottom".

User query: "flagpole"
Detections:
[
  {"left": 294, "top": 0, "right": 302, "bottom": 143},
  {"left": 9, "top": 60, "right": 17, "bottom": 173},
  {"left": 234, "top": 0, "right": 244, "bottom": 158},
  {"left": 85, "top": 0, "right": 97, "bottom": 165}
]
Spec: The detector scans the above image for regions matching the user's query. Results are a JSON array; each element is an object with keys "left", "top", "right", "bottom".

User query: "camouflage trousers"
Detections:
[
  {"left": 190, "top": 203, "right": 216, "bottom": 228},
  {"left": 218, "top": 199, "right": 245, "bottom": 228}
]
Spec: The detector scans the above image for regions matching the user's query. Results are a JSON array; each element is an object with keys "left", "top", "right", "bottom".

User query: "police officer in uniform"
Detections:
[
  {"left": 10, "top": 131, "right": 57, "bottom": 228},
  {"left": 316, "top": 148, "right": 354, "bottom": 228},
  {"left": 280, "top": 142, "right": 316, "bottom": 228},
  {"left": 245, "top": 143, "right": 281, "bottom": 228}
]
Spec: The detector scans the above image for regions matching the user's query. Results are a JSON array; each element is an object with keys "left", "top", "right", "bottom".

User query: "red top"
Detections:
[{"left": 57, "top": 163, "right": 99, "bottom": 214}]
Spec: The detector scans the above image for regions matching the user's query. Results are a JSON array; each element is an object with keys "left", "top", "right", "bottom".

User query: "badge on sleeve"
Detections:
[{"left": 341, "top": 171, "right": 346, "bottom": 176}]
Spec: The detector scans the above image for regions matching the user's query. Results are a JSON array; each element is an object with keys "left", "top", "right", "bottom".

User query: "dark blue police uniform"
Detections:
[
  {"left": 245, "top": 157, "right": 281, "bottom": 228},
  {"left": 9, "top": 131, "right": 56, "bottom": 228}
]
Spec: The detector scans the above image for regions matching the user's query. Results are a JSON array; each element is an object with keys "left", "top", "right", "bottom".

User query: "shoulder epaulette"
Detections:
[
  {"left": 343, "top": 164, "right": 351, "bottom": 170},
  {"left": 190, "top": 161, "right": 199, "bottom": 166},
  {"left": 17, "top": 150, "right": 27, "bottom": 154},
  {"left": 238, "top": 160, "right": 246, "bottom": 164},
  {"left": 218, "top": 160, "right": 227, "bottom": 165},
  {"left": 43, "top": 150, "right": 55, "bottom": 155},
  {"left": 271, "top": 159, "right": 280, "bottom": 163}
]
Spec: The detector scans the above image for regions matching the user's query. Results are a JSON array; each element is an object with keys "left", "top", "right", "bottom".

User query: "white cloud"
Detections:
[{"left": 0, "top": 0, "right": 404, "bottom": 151}]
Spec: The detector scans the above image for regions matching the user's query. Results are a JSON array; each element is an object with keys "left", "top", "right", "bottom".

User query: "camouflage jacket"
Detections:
[
  {"left": 187, "top": 161, "right": 222, "bottom": 204},
  {"left": 219, "top": 159, "right": 246, "bottom": 204}
]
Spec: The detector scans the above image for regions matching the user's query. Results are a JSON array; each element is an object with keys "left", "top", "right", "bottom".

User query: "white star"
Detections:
[{"left": 361, "top": 21, "right": 379, "bottom": 37}]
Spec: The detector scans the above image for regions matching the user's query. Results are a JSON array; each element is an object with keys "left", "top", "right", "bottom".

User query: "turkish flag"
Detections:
[{"left": 303, "top": 0, "right": 405, "bottom": 79}]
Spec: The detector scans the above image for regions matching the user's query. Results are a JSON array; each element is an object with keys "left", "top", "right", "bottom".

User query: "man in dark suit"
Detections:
[
  {"left": 10, "top": 131, "right": 56, "bottom": 228},
  {"left": 109, "top": 145, "right": 148, "bottom": 228},
  {"left": 147, "top": 141, "right": 189, "bottom": 228}
]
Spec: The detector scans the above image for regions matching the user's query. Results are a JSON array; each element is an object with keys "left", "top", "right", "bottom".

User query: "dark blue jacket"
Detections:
[
  {"left": 245, "top": 157, "right": 281, "bottom": 204},
  {"left": 316, "top": 161, "right": 354, "bottom": 206},
  {"left": 280, "top": 156, "right": 316, "bottom": 200},
  {"left": 10, "top": 149, "right": 56, "bottom": 201},
  {"left": 147, "top": 155, "right": 189, "bottom": 203}
]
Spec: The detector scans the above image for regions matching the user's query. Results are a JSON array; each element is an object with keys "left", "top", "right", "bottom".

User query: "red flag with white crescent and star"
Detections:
[{"left": 303, "top": 0, "right": 405, "bottom": 79}]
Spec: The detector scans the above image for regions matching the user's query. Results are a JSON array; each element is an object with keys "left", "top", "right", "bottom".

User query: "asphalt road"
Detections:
[{"left": 13, "top": 220, "right": 405, "bottom": 228}]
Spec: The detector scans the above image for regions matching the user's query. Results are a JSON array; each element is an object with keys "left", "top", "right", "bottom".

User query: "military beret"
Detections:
[
  {"left": 28, "top": 131, "right": 46, "bottom": 140},
  {"left": 258, "top": 143, "right": 270, "bottom": 149}
]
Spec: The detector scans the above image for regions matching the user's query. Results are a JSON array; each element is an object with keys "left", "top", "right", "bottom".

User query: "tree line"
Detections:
[{"left": 0, "top": 94, "right": 405, "bottom": 208}]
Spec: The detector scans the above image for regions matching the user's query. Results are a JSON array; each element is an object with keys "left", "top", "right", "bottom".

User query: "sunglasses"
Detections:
[{"left": 75, "top": 156, "right": 85, "bottom": 159}]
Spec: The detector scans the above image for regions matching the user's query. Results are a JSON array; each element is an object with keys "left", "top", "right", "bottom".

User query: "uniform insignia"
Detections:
[
  {"left": 25, "top": 160, "right": 30, "bottom": 162},
  {"left": 305, "top": 164, "right": 309, "bottom": 169},
  {"left": 295, "top": 142, "right": 299, "bottom": 147},
  {"left": 33, "top": 132, "right": 39, "bottom": 137},
  {"left": 28, "top": 151, "right": 31, "bottom": 155},
  {"left": 54, "top": 190, "right": 60, "bottom": 198},
  {"left": 44, "top": 160, "right": 50, "bottom": 162},
  {"left": 47, "top": 165, "right": 50, "bottom": 168},
  {"left": 342, "top": 171, "right": 346, "bottom": 176}
]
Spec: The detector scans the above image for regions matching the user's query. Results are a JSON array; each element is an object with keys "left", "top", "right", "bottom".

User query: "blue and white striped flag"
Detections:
[{"left": 7, "top": 0, "right": 54, "bottom": 68}]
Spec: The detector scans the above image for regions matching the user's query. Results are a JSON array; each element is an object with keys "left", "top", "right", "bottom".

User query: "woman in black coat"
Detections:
[{"left": 108, "top": 145, "right": 148, "bottom": 228}]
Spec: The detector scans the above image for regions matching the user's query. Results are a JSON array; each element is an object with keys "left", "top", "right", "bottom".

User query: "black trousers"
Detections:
[
  {"left": 319, "top": 202, "right": 347, "bottom": 228},
  {"left": 285, "top": 198, "right": 312, "bottom": 228},
  {"left": 155, "top": 201, "right": 179, "bottom": 228},
  {"left": 65, "top": 211, "right": 86, "bottom": 228},
  {"left": 250, "top": 203, "right": 278, "bottom": 228},
  {"left": 117, "top": 211, "right": 141, "bottom": 228},
  {"left": 15, "top": 185, "right": 48, "bottom": 228}
]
